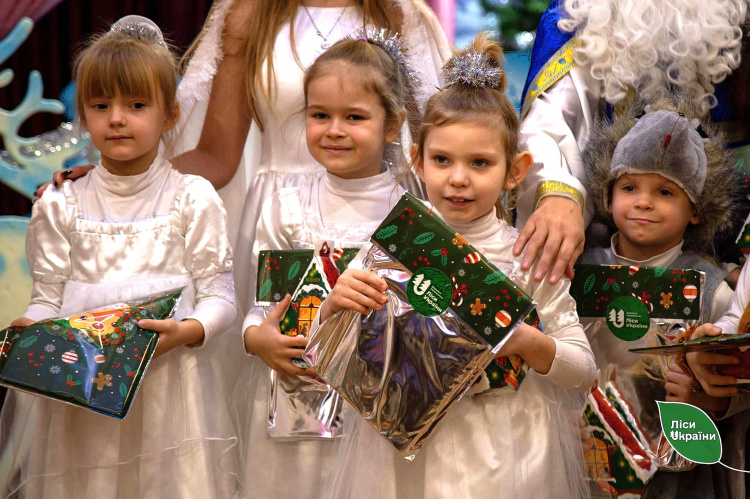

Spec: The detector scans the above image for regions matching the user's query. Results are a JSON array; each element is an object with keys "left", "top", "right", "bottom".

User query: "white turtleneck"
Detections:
[
  {"left": 243, "top": 170, "right": 405, "bottom": 334},
  {"left": 24, "top": 158, "right": 236, "bottom": 346}
]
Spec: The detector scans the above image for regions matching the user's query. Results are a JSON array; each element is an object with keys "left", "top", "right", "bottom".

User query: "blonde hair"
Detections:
[
  {"left": 74, "top": 31, "right": 179, "bottom": 126},
  {"left": 413, "top": 33, "right": 520, "bottom": 222},
  {"left": 224, "top": 0, "right": 403, "bottom": 132}
]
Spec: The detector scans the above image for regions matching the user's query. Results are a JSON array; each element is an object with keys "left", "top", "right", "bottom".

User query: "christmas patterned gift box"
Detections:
[
  {"left": 0, "top": 288, "right": 183, "bottom": 419},
  {"left": 305, "top": 193, "right": 535, "bottom": 458},
  {"left": 571, "top": 265, "right": 705, "bottom": 497},
  {"left": 256, "top": 244, "right": 359, "bottom": 440}
]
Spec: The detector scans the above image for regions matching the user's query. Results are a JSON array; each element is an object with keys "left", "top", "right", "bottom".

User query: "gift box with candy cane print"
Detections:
[
  {"left": 0, "top": 288, "right": 183, "bottom": 419},
  {"left": 305, "top": 193, "right": 536, "bottom": 458},
  {"left": 570, "top": 265, "right": 706, "bottom": 496}
]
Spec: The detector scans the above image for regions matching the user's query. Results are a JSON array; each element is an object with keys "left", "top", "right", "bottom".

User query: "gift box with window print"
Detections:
[
  {"left": 256, "top": 244, "right": 359, "bottom": 440},
  {"left": 0, "top": 287, "right": 183, "bottom": 418},
  {"left": 304, "top": 192, "right": 536, "bottom": 458}
]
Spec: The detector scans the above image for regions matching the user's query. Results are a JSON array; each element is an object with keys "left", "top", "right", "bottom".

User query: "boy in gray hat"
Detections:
[{"left": 579, "top": 94, "right": 746, "bottom": 498}]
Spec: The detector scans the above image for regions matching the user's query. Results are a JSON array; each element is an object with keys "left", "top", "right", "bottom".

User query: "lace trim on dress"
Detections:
[{"left": 195, "top": 271, "right": 236, "bottom": 305}]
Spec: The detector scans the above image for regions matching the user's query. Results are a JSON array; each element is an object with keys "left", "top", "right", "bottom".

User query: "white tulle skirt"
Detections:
[
  {"left": 0, "top": 277, "right": 240, "bottom": 498},
  {"left": 232, "top": 355, "right": 338, "bottom": 499},
  {"left": 327, "top": 371, "right": 589, "bottom": 499}
]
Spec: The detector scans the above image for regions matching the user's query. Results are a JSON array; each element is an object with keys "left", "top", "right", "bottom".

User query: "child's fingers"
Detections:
[
  {"left": 138, "top": 319, "right": 167, "bottom": 332},
  {"left": 10, "top": 317, "right": 34, "bottom": 327},
  {"left": 280, "top": 335, "right": 308, "bottom": 349},
  {"left": 342, "top": 269, "right": 387, "bottom": 292},
  {"left": 274, "top": 360, "right": 311, "bottom": 378},
  {"left": 694, "top": 351, "right": 740, "bottom": 366},
  {"left": 266, "top": 294, "right": 293, "bottom": 323},
  {"left": 692, "top": 323, "right": 722, "bottom": 339},
  {"left": 335, "top": 296, "right": 375, "bottom": 316}
]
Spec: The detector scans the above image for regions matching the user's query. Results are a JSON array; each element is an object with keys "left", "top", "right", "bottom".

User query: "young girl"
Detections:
[
  {"left": 317, "top": 33, "right": 597, "bottom": 499},
  {"left": 1, "top": 17, "right": 238, "bottom": 498},
  {"left": 235, "top": 32, "right": 420, "bottom": 498}
]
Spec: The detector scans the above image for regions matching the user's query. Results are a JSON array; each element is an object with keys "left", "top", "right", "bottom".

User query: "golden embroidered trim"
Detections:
[
  {"left": 520, "top": 39, "right": 579, "bottom": 120},
  {"left": 534, "top": 181, "right": 584, "bottom": 211}
]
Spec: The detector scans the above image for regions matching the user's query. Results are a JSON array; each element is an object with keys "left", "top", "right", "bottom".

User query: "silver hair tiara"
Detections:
[
  {"left": 443, "top": 50, "right": 503, "bottom": 89},
  {"left": 352, "top": 27, "right": 420, "bottom": 87},
  {"left": 109, "top": 15, "right": 167, "bottom": 48}
]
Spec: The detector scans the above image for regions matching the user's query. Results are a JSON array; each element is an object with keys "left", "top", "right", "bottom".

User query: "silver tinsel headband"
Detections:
[
  {"left": 109, "top": 15, "right": 168, "bottom": 49},
  {"left": 443, "top": 50, "right": 503, "bottom": 89},
  {"left": 351, "top": 27, "right": 420, "bottom": 87}
]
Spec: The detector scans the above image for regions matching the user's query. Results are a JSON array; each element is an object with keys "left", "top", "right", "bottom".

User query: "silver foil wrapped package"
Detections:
[
  {"left": 304, "top": 193, "right": 535, "bottom": 458},
  {"left": 256, "top": 245, "right": 358, "bottom": 440},
  {"left": 571, "top": 264, "right": 706, "bottom": 495}
]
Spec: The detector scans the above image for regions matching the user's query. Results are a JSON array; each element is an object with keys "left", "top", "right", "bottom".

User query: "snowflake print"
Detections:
[
  {"left": 388, "top": 244, "right": 397, "bottom": 253},
  {"left": 124, "top": 322, "right": 135, "bottom": 332},
  {"left": 49, "top": 365, "right": 61, "bottom": 374},
  {"left": 274, "top": 293, "right": 282, "bottom": 301},
  {"left": 632, "top": 282, "right": 639, "bottom": 289},
  {"left": 44, "top": 344, "right": 56, "bottom": 353},
  {"left": 116, "top": 347, "right": 125, "bottom": 354},
  {"left": 51, "top": 324, "right": 60, "bottom": 331},
  {"left": 483, "top": 327, "right": 492, "bottom": 336},
  {"left": 458, "top": 269, "right": 466, "bottom": 277},
  {"left": 683, "top": 307, "right": 691, "bottom": 315},
  {"left": 75, "top": 331, "right": 87, "bottom": 339}
]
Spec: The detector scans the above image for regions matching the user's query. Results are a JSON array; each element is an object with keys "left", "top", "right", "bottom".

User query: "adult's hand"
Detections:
[
  {"left": 513, "top": 195, "right": 584, "bottom": 284},
  {"left": 33, "top": 164, "right": 95, "bottom": 200}
]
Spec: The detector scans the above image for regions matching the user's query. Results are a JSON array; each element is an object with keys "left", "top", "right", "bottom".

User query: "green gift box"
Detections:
[
  {"left": 0, "top": 288, "right": 184, "bottom": 419},
  {"left": 370, "top": 192, "right": 536, "bottom": 391}
]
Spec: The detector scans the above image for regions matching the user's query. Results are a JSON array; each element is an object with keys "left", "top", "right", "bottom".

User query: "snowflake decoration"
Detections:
[
  {"left": 483, "top": 326, "right": 492, "bottom": 336},
  {"left": 11, "top": 334, "right": 20, "bottom": 340},
  {"left": 458, "top": 269, "right": 466, "bottom": 277},
  {"left": 632, "top": 281, "right": 639, "bottom": 289},
  {"left": 44, "top": 344, "right": 56, "bottom": 353},
  {"left": 124, "top": 322, "right": 135, "bottom": 332},
  {"left": 683, "top": 307, "right": 691, "bottom": 315},
  {"left": 116, "top": 346, "right": 125, "bottom": 354},
  {"left": 51, "top": 324, "right": 60, "bottom": 331},
  {"left": 75, "top": 331, "right": 87, "bottom": 339},
  {"left": 388, "top": 244, "right": 397, "bottom": 253},
  {"left": 274, "top": 293, "right": 282, "bottom": 301},
  {"left": 49, "top": 365, "right": 61, "bottom": 374}
]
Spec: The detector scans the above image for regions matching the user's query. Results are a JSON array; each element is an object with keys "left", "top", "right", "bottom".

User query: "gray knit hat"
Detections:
[
  {"left": 610, "top": 109, "right": 707, "bottom": 203},
  {"left": 583, "top": 93, "right": 737, "bottom": 251}
]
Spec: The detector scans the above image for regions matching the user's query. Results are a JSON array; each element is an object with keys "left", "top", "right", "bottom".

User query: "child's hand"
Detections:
[
  {"left": 138, "top": 318, "right": 205, "bottom": 358},
  {"left": 495, "top": 322, "right": 555, "bottom": 375},
  {"left": 244, "top": 295, "right": 313, "bottom": 378},
  {"left": 318, "top": 269, "right": 388, "bottom": 323},
  {"left": 10, "top": 317, "right": 34, "bottom": 328},
  {"left": 686, "top": 323, "right": 740, "bottom": 397},
  {"left": 665, "top": 363, "right": 730, "bottom": 415}
]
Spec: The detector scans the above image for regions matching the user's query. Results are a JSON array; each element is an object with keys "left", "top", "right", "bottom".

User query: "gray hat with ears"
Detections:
[
  {"left": 583, "top": 93, "right": 738, "bottom": 252},
  {"left": 610, "top": 108, "right": 708, "bottom": 203}
]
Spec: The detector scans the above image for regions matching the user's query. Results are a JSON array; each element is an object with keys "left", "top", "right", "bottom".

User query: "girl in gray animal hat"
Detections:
[{"left": 579, "top": 94, "right": 747, "bottom": 499}]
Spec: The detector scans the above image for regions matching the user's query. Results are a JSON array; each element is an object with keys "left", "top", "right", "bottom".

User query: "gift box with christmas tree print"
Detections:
[
  {"left": 305, "top": 193, "right": 536, "bottom": 458},
  {"left": 0, "top": 288, "right": 183, "bottom": 419},
  {"left": 256, "top": 244, "right": 359, "bottom": 440}
]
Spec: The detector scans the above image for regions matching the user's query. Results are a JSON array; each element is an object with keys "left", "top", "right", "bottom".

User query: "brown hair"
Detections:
[
  {"left": 412, "top": 32, "right": 520, "bottom": 222},
  {"left": 74, "top": 31, "right": 179, "bottom": 125},
  {"left": 226, "top": 0, "right": 403, "bottom": 132},
  {"left": 303, "top": 36, "right": 420, "bottom": 146}
]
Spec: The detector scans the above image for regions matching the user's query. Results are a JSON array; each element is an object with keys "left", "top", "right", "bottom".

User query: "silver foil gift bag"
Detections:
[
  {"left": 256, "top": 245, "right": 358, "bottom": 440},
  {"left": 305, "top": 193, "right": 535, "bottom": 458},
  {"left": 570, "top": 264, "right": 707, "bottom": 496}
]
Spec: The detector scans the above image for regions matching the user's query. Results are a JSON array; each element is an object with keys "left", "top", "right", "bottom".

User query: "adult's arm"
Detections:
[
  {"left": 514, "top": 66, "right": 603, "bottom": 283},
  {"left": 171, "top": 0, "right": 256, "bottom": 189}
]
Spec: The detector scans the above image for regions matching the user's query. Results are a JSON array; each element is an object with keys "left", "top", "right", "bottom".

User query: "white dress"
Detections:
[
  {"left": 234, "top": 170, "right": 404, "bottom": 498},
  {"left": 0, "top": 158, "right": 239, "bottom": 498},
  {"left": 327, "top": 208, "right": 597, "bottom": 499},
  {"left": 173, "top": 0, "right": 450, "bottom": 315}
]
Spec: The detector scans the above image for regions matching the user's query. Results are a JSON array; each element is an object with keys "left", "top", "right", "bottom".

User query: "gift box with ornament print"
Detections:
[
  {"left": 0, "top": 288, "right": 183, "bottom": 418},
  {"left": 305, "top": 193, "right": 536, "bottom": 458}
]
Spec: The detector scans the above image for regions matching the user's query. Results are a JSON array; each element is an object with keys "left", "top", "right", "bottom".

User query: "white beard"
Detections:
[{"left": 559, "top": 0, "right": 748, "bottom": 114}]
